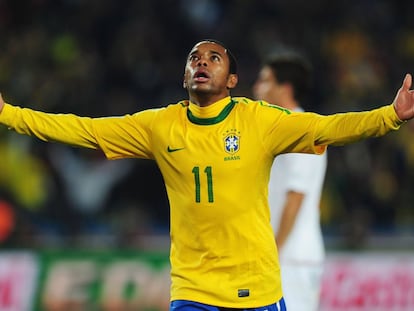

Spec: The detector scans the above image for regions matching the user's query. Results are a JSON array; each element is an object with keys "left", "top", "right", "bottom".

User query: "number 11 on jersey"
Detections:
[{"left": 192, "top": 166, "right": 214, "bottom": 203}]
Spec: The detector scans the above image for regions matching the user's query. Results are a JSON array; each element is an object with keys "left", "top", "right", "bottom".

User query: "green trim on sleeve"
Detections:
[{"left": 259, "top": 101, "right": 291, "bottom": 114}]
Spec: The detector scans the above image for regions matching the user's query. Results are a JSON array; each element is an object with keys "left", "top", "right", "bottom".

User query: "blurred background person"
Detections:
[{"left": 253, "top": 50, "right": 327, "bottom": 311}]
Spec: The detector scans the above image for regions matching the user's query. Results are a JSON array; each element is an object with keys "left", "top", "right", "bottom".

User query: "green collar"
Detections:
[{"left": 187, "top": 99, "right": 236, "bottom": 125}]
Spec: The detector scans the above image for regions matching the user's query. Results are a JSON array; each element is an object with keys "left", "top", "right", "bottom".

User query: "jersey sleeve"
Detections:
[
  {"left": 261, "top": 102, "right": 403, "bottom": 156},
  {"left": 313, "top": 104, "right": 404, "bottom": 145},
  {"left": 91, "top": 109, "right": 158, "bottom": 159},
  {"left": 258, "top": 102, "right": 327, "bottom": 155},
  {"left": 0, "top": 103, "right": 158, "bottom": 160}
]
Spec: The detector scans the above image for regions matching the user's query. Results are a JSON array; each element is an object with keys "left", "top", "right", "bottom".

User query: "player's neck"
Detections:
[{"left": 189, "top": 92, "right": 231, "bottom": 107}]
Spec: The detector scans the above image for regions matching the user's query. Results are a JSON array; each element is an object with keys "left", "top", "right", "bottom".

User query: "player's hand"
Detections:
[
  {"left": 0, "top": 93, "right": 4, "bottom": 113},
  {"left": 393, "top": 74, "right": 414, "bottom": 121}
]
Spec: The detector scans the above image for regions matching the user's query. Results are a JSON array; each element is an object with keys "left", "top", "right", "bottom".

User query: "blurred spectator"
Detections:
[
  {"left": 48, "top": 146, "right": 134, "bottom": 214},
  {"left": 0, "top": 200, "right": 15, "bottom": 243}
]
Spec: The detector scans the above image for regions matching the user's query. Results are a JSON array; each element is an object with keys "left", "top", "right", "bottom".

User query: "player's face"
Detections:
[
  {"left": 183, "top": 42, "right": 237, "bottom": 102},
  {"left": 253, "top": 66, "right": 284, "bottom": 106}
]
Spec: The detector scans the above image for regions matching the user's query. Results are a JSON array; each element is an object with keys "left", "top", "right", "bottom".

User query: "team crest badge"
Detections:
[{"left": 223, "top": 129, "right": 240, "bottom": 154}]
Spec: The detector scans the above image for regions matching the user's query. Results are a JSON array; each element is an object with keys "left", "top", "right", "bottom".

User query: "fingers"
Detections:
[{"left": 403, "top": 73, "right": 412, "bottom": 91}]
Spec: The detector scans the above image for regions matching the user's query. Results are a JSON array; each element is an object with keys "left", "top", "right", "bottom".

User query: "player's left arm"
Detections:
[{"left": 311, "top": 75, "right": 413, "bottom": 147}]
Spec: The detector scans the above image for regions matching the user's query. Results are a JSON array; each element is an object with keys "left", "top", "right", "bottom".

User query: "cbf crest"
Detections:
[{"left": 223, "top": 129, "right": 241, "bottom": 154}]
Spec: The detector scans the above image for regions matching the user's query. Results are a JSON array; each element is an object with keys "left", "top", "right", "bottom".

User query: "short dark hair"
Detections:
[
  {"left": 198, "top": 39, "right": 238, "bottom": 75},
  {"left": 264, "top": 51, "right": 312, "bottom": 103}
]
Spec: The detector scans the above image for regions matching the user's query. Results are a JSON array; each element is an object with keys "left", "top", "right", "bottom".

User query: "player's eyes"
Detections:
[
  {"left": 189, "top": 55, "right": 199, "bottom": 61},
  {"left": 188, "top": 54, "right": 221, "bottom": 62}
]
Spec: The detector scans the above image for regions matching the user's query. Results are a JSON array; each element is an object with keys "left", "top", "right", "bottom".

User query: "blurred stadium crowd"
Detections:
[{"left": 0, "top": 0, "right": 414, "bottom": 250}]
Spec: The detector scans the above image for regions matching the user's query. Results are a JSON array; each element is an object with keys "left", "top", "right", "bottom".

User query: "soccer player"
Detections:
[
  {"left": 253, "top": 51, "right": 327, "bottom": 311},
  {"left": 0, "top": 39, "right": 414, "bottom": 311}
]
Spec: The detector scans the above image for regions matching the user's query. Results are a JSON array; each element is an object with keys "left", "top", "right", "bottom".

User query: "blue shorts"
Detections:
[{"left": 170, "top": 297, "right": 286, "bottom": 311}]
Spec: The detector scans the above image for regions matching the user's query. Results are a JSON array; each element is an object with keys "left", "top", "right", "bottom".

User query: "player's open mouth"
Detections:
[{"left": 194, "top": 70, "right": 210, "bottom": 82}]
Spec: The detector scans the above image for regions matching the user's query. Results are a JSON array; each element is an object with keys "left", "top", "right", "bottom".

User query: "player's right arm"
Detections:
[{"left": 0, "top": 94, "right": 155, "bottom": 159}]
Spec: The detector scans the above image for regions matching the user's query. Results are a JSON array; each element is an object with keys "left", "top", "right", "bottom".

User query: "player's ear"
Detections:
[{"left": 227, "top": 74, "right": 238, "bottom": 89}]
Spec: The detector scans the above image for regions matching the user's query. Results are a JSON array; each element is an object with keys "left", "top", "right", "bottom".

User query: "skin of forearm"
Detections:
[{"left": 275, "top": 191, "right": 305, "bottom": 249}]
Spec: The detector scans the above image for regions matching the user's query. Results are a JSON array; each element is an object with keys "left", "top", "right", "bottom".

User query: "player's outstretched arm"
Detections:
[
  {"left": 0, "top": 93, "right": 100, "bottom": 149},
  {"left": 393, "top": 74, "right": 414, "bottom": 121}
]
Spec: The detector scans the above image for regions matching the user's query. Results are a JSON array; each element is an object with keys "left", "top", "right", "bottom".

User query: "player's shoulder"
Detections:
[
  {"left": 164, "top": 100, "right": 190, "bottom": 111},
  {"left": 232, "top": 97, "right": 255, "bottom": 105},
  {"left": 143, "top": 100, "right": 189, "bottom": 115},
  {"left": 232, "top": 97, "right": 292, "bottom": 115},
  {"left": 130, "top": 101, "right": 186, "bottom": 122}
]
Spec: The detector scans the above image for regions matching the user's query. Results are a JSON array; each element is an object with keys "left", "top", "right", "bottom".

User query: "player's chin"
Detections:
[{"left": 190, "top": 84, "right": 212, "bottom": 93}]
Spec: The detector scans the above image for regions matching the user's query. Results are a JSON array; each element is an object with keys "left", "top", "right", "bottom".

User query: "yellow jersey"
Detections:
[{"left": 0, "top": 96, "right": 403, "bottom": 307}]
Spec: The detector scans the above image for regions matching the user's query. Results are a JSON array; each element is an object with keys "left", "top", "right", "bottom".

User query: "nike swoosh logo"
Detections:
[{"left": 167, "top": 146, "right": 185, "bottom": 153}]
